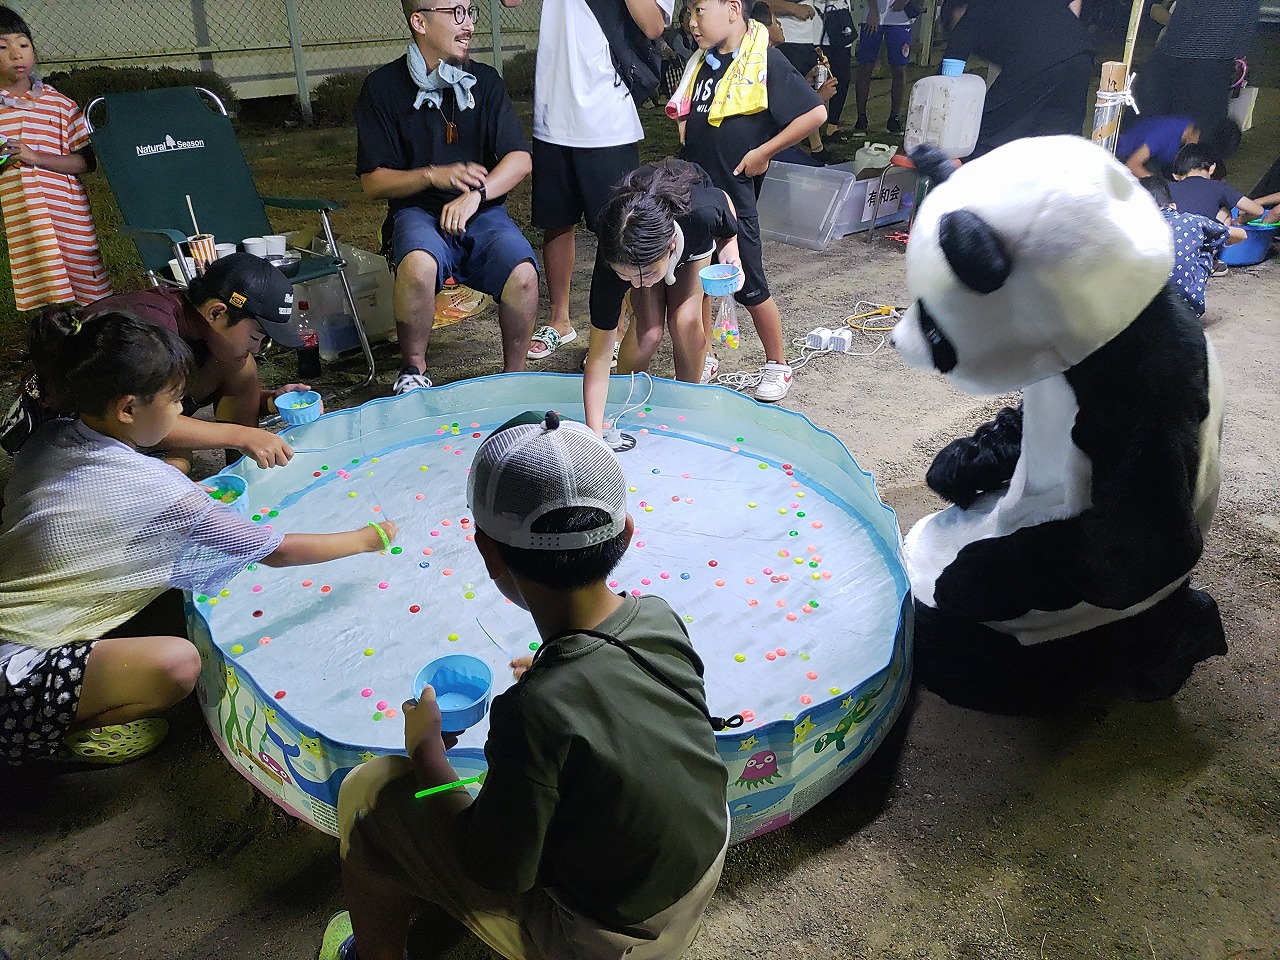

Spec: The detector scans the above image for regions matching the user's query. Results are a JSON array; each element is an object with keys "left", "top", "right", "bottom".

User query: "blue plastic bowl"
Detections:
[
  {"left": 277, "top": 390, "right": 323, "bottom": 426},
  {"left": 412, "top": 654, "right": 494, "bottom": 733},
  {"left": 206, "top": 474, "right": 248, "bottom": 515},
  {"left": 699, "top": 264, "right": 741, "bottom": 297},
  {"left": 1220, "top": 222, "right": 1278, "bottom": 267}
]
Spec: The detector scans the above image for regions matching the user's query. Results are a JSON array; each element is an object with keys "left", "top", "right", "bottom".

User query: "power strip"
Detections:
[
  {"left": 805, "top": 327, "right": 835, "bottom": 350},
  {"left": 828, "top": 329, "right": 854, "bottom": 352}
]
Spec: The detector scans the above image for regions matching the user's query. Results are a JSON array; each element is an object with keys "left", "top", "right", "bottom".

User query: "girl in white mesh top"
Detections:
[{"left": 0, "top": 306, "right": 398, "bottom": 767}]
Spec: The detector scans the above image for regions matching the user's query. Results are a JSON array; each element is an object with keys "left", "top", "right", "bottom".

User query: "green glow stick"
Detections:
[{"left": 415, "top": 775, "right": 483, "bottom": 799}]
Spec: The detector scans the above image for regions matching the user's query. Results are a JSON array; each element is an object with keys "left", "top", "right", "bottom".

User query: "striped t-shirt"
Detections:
[{"left": 0, "top": 80, "right": 112, "bottom": 311}]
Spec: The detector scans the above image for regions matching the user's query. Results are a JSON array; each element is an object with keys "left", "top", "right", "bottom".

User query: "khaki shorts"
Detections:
[{"left": 338, "top": 756, "right": 728, "bottom": 960}]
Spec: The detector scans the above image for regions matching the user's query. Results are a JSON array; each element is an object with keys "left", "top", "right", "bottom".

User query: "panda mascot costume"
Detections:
[{"left": 891, "top": 136, "right": 1226, "bottom": 712}]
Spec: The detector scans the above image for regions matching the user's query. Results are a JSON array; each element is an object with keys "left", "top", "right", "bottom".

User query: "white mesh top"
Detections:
[{"left": 0, "top": 419, "right": 284, "bottom": 652}]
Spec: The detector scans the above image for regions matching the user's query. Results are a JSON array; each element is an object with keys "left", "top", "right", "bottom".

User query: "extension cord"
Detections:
[
  {"left": 828, "top": 329, "right": 854, "bottom": 353},
  {"left": 805, "top": 327, "right": 834, "bottom": 350}
]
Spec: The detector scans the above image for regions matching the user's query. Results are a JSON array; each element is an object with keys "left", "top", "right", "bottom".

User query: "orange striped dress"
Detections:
[{"left": 0, "top": 80, "right": 112, "bottom": 311}]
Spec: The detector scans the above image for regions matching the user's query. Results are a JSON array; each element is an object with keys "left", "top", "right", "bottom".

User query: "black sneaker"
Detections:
[
  {"left": 852, "top": 114, "right": 869, "bottom": 133},
  {"left": 811, "top": 149, "right": 835, "bottom": 165},
  {"left": 886, "top": 114, "right": 903, "bottom": 134}
]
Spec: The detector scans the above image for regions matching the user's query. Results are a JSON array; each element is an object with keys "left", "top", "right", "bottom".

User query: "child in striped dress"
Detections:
[{"left": 0, "top": 6, "right": 112, "bottom": 311}]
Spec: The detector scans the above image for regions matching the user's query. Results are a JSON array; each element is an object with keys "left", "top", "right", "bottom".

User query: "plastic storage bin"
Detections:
[
  {"left": 903, "top": 58, "right": 986, "bottom": 159},
  {"left": 757, "top": 162, "right": 860, "bottom": 250},
  {"left": 297, "top": 241, "right": 397, "bottom": 360},
  {"left": 828, "top": 161, "right": 914, "bottom": 237}
]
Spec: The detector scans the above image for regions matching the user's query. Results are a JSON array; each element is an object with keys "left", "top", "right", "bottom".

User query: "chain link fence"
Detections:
[{"left": 15, "top": 0, "right": 542, "bottom": 111}]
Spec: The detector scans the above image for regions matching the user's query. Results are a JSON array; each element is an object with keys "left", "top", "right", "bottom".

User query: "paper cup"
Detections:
[
  {"left": 168, "top": 257, "right": 197, "bottom": 284},
  {"left": 243, "top": 237, "right": 268, "bottom": 257},
  {"left": 215, "top": 242, "right": 237, "bottom": 259},
  {"left": 188, "top": 233, "right": 217, "bottom": 270},
  {"left": 264, "top": 234, "right": 288, "bottom": 256}
]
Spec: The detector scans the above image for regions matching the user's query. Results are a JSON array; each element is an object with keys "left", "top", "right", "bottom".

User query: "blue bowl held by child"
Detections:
[
  {"left": 412, "top": 654, "right": 494, "bottom": 734},
  {"left": 699, "top": 264, "right": 742, "bottom": 297},
  {"left": 277, "top": 390, "right": 323, "bottom": 426},
  {"left": 206, "top": 475, "right": 248, "bottom": 515}
]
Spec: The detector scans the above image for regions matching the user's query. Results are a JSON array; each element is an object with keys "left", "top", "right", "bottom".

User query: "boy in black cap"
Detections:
[
  {"left": 320, "top": 411, "right": 729, "bottom": 960},
  {"left": 7, "top": 254, "right": 307, "bottom": 471}
]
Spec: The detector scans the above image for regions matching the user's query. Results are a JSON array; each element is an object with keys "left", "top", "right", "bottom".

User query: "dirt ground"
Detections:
[{"left": 1, "top": 228, "right": 1278, "bottom": 960}]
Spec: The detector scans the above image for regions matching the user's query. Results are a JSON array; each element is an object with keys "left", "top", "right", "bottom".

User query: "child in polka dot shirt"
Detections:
[{"left": 1141, "top": 175, "right": 1228, "bottom": 319}]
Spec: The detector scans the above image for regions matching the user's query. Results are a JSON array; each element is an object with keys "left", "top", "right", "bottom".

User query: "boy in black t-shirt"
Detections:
[
  {"left": 1169, "top": 143, "right": 1264, "bottom": 226},
  {"left": 670, "top": 2, "right": 825, "bottom": 403},
  {"left": 355, "top": 1, "right": 539, "bottom": 395}
]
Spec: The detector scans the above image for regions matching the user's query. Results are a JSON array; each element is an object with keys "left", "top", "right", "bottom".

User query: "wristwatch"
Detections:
[{"left": 476, "top": 184, "right": 488, "bottom": 203}]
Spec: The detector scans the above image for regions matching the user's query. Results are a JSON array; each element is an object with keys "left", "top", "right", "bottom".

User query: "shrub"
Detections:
[
  {"left": 312, "top": 70, "right": 371, "bottom": 125},
  {"left": 502, "top": 49, "right": 536, "bottom": 99},
  {"left": 44, "top": 65, "right": 240, "bottom": 115}
]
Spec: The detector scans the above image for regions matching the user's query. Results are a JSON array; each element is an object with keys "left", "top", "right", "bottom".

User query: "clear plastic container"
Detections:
[
  {"left": 853, "top": 142, "right": 897, "bottom": 178},
  {"left": 903, "top": 59, "right": 986, "bottom": 159}
]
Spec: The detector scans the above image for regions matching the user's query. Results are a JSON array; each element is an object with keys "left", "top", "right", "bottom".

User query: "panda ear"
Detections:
[
  {"left": 939, "top": 210, "right": 1012, "bottom": 294},
  {"left": 908, "top": 145, "right": 956, "bottom": 185}
]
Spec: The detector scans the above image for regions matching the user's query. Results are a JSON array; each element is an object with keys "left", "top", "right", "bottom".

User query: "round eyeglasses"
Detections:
[{"left": 415, "top": 4, "right": 481, "bottom": 24}]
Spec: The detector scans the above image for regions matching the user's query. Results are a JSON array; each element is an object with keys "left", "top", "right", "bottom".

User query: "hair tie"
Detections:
[{"left": 68, "top": 318, "right": 83, "bottom": 336}]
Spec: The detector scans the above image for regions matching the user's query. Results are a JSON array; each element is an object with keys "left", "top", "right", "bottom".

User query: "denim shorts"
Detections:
[{"left": 389, "top": 204, "right": 538, "bottom": 299}]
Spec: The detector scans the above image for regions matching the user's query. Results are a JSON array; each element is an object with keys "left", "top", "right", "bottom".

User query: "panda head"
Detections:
[{"left": 891, "top": 136, "right": 1174, "bottom": 395}]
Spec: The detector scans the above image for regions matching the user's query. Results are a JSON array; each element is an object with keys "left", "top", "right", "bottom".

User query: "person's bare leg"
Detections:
[
  {"left": 855, "top": 61, "right": 873, "bottom": 118},
  {"left": 342, "top": 861, "right": 417, "bottom": 960},
  {"left": 745, "top": 297, "right": 786, "bottom": 364},
  {"left": 73, "top": 636, "right": 202, "bottom": 729},
  {"left": 496, "top": 260, "right": 539, "bottom": 372},
  {"left": 616, "top": 285, "right": 664, "bottom": 373},
  {"left": 669, "top": 262, "right": 710, "bottom": 382},
  {"left": 535, "top": 225, "right": 577, "bottom": 358},
  {"left": 890, "top": 64, "right": 905, "bottom": 118},
  {"left": 394, "top": 250, "right": 441, "bottom": 373}
]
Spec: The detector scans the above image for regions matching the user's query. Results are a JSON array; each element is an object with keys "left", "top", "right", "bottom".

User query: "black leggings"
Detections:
[{"left": 824, "top": 38, "right": 853, "bottom": 127}]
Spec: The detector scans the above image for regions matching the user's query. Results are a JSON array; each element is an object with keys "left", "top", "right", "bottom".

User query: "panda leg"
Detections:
[
  {"left": 913, "top": 602, "right": 1107, "bottom": 715},
  {"left": 1108, "top": 584, "right": 1227, "bottom": 702}
]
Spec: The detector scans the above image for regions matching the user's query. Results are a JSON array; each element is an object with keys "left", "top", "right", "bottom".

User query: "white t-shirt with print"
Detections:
[
  {"left": 534, "top": 0, "right": 675, "bottom": 148},
  {"left": 875, "top": 0, "right": 912, "bottom": 26}
]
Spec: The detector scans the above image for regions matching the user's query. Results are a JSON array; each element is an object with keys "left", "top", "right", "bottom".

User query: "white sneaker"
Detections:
[
  {"left": 701, "top": 353, "right": 719, "bottom": 384},
  {"left": 754, "top": 362, "right": 793, "bottom": 402},
  {"left": 393, "top": 366, "right": 433, "bottom": 395}
]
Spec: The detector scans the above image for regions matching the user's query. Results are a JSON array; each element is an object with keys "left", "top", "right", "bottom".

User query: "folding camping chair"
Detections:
[{"left": 84, "top": 86, "right": 375, "bottom": 384}]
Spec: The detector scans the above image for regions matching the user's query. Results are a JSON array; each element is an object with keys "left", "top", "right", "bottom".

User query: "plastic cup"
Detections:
[
  {"left": 168, "top": 256, "right": 198, "bottom": 284},
  {"left": 243, "top": 237, "right": 268, "bottom": 257},
  {"left": 412, "top": 654, "right": 494, "bottom": 735},
  {"left": 264, "top": 234, "right": 288, "bottom": 256},
  {"left": 215, "top": 242, "right": 238, "bottom": 259},
  {"left": 188, "top": 233, "right": 217, "bottom": 270},
  {"left": 276, "top": 389, "right": 323, "bottom": 426},
  {"left": 699, "top": 264, "right": 741, "bottom": 297},
  {"left": 205, "top": 474, "right": 248, "bottom": 515}
]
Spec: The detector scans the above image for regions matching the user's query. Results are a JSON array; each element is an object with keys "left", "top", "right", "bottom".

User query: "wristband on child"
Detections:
[{"left": 367, "top": 520, "right": 392, "bottom": 551}]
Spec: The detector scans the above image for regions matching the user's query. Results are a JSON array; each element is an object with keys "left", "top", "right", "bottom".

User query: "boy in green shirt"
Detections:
[{"left": 320, "top": 410, "right": 729, "bottom": 960}]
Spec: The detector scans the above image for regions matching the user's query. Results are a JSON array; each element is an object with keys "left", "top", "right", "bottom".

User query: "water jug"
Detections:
[
  {"left": 854, "top": 142, "right": 897, "bottom": 178},
  {"left": 903, "top": 58, "right": 986, "bottom": 159}
]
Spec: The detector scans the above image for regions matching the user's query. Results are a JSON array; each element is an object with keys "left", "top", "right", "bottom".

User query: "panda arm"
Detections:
[
  {"left": 926, "top": 405, "right": 1022, "bottom": 508},
  {"left": 933, "top": 425, "right": 1204, "bottom": 621}
]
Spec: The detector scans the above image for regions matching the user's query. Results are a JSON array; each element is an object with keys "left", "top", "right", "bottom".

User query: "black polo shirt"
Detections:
[{"left": 355, "top": 56, "right": 530, "bottom": 219}]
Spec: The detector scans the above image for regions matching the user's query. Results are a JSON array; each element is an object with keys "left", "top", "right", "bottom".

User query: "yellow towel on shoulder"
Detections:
[{"left": 665, "top": 20, "right": 769, "bottom": 127}]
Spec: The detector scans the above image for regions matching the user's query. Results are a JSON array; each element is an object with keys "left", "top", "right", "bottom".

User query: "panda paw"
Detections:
[{"left": 926, "top": 406, "right": 1023, "bottom": 507}]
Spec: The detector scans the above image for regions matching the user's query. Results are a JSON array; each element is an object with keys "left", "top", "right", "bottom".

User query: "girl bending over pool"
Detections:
[
  {"left": 0, "top": 306, "right": 398, "bottom": 767},
  {"left": 584, "top": 159, "right": 743, "bottom": 438}
]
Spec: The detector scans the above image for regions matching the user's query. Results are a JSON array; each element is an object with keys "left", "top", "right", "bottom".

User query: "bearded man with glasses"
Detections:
[{"left": 355, "top": 0, "right": 539, "bottom": 395}]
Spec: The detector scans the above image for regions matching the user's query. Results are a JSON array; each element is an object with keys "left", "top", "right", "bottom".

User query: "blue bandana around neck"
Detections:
[{"left": 406, "top": 42, "right": 477, "bottom": 112}]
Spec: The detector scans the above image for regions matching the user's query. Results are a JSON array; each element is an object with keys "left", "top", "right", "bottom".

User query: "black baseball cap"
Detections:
[{"left": 195, "top": 252, "right": 301, "bottom": 347}]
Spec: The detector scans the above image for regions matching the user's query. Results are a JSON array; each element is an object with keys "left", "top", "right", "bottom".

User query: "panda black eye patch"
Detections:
[
  {"left": 916, "top": 300, "right": 957, "bottom": 374},
  {"left": 939, "top": 210, "right": 1013, "bottom": 294}
]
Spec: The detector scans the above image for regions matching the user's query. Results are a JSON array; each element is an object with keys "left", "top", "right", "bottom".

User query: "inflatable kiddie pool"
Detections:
[{"left": 189, "top": 373, "right": 912, "bottom": 842}]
